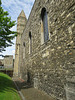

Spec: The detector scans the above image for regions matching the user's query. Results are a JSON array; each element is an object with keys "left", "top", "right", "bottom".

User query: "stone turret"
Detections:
[
  {"left": 14, "top": 10, "right": 27, "bottom": 76},
  {"left": 17, "top": 10, "right": 27, "bottom": 34}
]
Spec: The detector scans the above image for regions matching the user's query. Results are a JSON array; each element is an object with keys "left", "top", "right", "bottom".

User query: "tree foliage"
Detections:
[{"left": 0, "top": 0, "right": 17, "bottom": 52}]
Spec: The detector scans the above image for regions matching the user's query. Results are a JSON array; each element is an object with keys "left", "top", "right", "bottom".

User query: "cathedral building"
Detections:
[{"left": 14, "top": 0, "right": 75, "bottom": 100}]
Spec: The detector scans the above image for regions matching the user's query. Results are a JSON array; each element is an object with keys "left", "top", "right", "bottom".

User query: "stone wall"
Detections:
[
  {"left": 0, "top": 59, "right": 4, "bottom": 66},
  {"left": 4, "top": 55, "right": 13, "bottom": 68},
  {"left": 16, "top": 0, "right": 75, "bottom": 100},
  {"left": 0, "top": 55, "right": 13, "bottom": 69}
]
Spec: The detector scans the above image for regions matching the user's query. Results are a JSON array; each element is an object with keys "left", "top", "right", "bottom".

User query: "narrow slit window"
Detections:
[
  {"left": 23, "top": 42, "right": 25, "bottom": 59},
  {"left": 29, "top": 31, "right": 32, "bottom": 54}
]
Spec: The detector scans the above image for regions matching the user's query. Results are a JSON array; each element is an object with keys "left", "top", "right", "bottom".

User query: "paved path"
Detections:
[{"left": 13, "top": 77, "right": 56, "bottom": 100}]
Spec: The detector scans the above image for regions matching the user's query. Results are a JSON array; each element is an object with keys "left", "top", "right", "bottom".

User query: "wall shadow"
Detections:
[
  {"left": 0, "top": 75, "right": 17, "bottom": 93},
  {"left": 14, "top": 80, "right": 33, "bottom": 91},
  {"left": 0, "top": 70, "right": 13, "bottom": 77}
]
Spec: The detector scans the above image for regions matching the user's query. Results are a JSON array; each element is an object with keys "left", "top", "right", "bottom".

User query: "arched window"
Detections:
[
  {"left": 29, "top": 31, "right": 32, "bottom": 54},
  {"left": 41, "top": 8, "right": 49, "bottom": 43}
]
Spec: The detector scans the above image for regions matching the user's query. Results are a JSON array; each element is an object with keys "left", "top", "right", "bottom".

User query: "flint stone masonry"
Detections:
[{"left": 14, "top": 0, "right": 75, "bottom": 100}]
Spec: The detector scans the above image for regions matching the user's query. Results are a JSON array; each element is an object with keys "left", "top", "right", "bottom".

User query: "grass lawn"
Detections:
[{"left": 0, "top": 73, "right": 21, "bottom": 100}]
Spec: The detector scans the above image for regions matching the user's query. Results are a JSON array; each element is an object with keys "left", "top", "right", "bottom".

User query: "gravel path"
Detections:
[{"left": 13, "top": 77, "right": 56, "bottom": 100}]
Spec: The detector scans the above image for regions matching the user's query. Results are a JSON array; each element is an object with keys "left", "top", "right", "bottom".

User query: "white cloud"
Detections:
[
  {"left": 1, "top": 0, "right": 35, "bottom": 19},
  {"left": 0, "top": 0, "right": 35, "bottom": 59},
  {"left": 12, "top": 50, "right": 15, "bottom": 54}
]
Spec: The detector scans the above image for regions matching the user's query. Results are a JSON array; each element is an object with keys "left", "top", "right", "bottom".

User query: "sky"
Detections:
[{"left": 0, "top": 0, "right": 35, "bottom": 59}]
